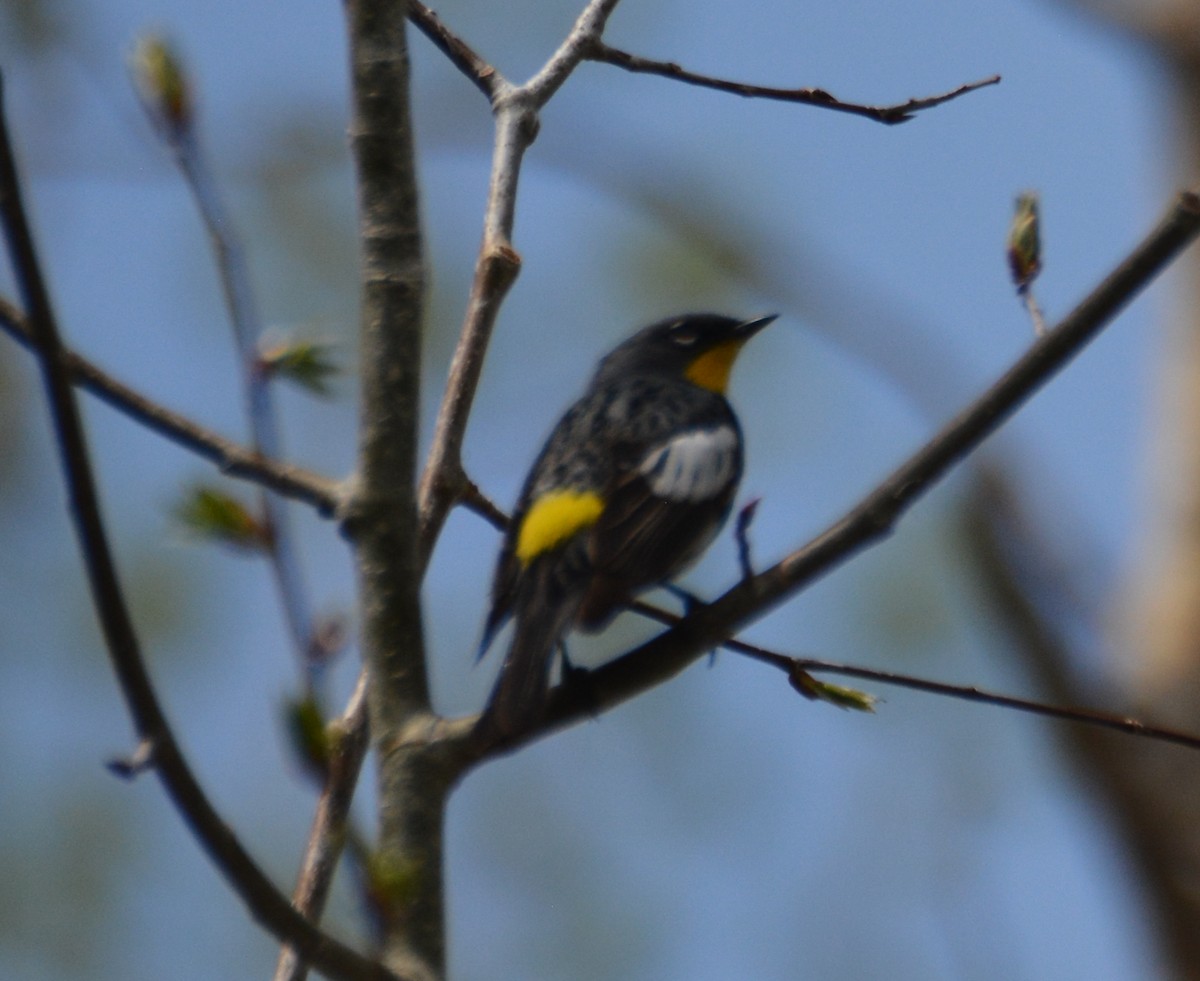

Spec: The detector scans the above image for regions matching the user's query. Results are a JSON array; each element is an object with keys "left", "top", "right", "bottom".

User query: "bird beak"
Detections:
[{"left": 736, "top": 314, "right": 778, "bottom": 339}]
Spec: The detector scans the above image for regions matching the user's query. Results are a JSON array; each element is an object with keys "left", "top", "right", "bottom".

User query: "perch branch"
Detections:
[{"left": 480, "top": 187, "right": 1200, "bottom": 752}]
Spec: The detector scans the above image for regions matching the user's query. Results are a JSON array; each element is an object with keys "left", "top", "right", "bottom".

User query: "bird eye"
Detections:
[{"left": 669, "top": 321, "right": 698, "bottom": 346}]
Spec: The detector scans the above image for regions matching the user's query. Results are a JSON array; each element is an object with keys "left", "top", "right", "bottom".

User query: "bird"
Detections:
[{"left": 476, "top": 312, "right": 776, "bottom": 738}]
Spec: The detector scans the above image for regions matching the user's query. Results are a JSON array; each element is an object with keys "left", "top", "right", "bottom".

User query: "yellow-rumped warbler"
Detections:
[{"left": 477, "top": 312, "right": 776, "bottom": 737}]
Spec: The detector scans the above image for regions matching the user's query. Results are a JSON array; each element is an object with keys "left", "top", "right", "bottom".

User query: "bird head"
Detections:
[{"left": 594, "top": 313, "right": 777, "bottom": 394}]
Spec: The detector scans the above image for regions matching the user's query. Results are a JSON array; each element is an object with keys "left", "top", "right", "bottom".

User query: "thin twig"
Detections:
[
  {"left": 0, "top": 296, "right": 341, "bottom": 515},
  {"left": 160, "top": 107, "right": 321, "bottom": 677},
  {"left": 459, "top": 474, "right": 508, "bottom": 531},
  {"left": 0, "top": 73, "right": 397, "bottom": 981},
  {"left": 800, "top": 659, "right": 1200, "bottom": 749},
  {"left": 734, "top": 498, "right": 760, "bottom": 582},
  {"left": 406, "top": 1, "right": 500, "bottom": 100},
  {"left": 622, "top": 599, "right": 1200, "bottom": 750},
  {"left": 1021, "top": 286, "right": 1049, "bottom": 337},
  {"left": 275, "top": 678, "right": 372, "bottom": 981},
  {"left": 587, "top": 41, "right": 1000, "bottom": 124},
  {"left": 476, "top": 187, "right": 1200, "bottom": 752}
]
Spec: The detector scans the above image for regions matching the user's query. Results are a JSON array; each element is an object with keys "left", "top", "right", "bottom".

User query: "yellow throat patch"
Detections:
[
  {"left": 516, "top": 489, "right": 605, "bottom": 564},
  {"left": 684, "top": 340, "right": 745, "bottom": 393}
]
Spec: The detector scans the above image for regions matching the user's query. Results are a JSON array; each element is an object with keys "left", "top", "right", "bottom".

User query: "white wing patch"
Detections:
[{"left": 638, "top": 426, "right": 738, "bottom": 502}]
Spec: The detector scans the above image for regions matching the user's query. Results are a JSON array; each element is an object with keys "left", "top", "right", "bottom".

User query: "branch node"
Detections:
[
  {"left": 106, "top": 737, "right": 158, "bottom": 780},
  {"left": 460, "top": 475, "right": 508, "bottom": 531},
  {"left": 484, "top": 242, "right": 522, "bottom": 283}
]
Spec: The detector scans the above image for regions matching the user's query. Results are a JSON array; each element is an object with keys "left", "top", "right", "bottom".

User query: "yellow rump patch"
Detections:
[
  {"left": 684, "top": 340, "right": 745, "bottom": 394},
  {"left": 516, "top": 490, "right": 604, "bottom": 564}
]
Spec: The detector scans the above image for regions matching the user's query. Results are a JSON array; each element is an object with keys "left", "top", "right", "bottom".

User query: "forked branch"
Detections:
[
  {"left": 408, "top": 0, "right": 1001, "bottom": 566},
  {"left": 415, "top": 0, "right": 622, "bottom": 563}
]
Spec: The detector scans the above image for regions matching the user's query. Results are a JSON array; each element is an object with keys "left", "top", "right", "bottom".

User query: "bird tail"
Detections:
[{"left": 477, "top": 563, "right": 582, "bottom": 741}]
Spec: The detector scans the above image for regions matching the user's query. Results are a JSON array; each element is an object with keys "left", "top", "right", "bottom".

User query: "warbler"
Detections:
[{"left": 477, "top": 312, "right": 776, "bottom": 738}]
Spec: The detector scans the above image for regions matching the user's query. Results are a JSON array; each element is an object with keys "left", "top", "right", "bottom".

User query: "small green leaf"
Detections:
[
  {"left": 1006, "top": 191, "right": 1042, "bottom": 292},
  {"left": 258, "top": 335, "right": 339, "bottom": 396},
  {"left": 284, "top": 693, "right": 330, "bottom": 781},
  {"left": 173, "top": 484, "right": 270, "bottom": 553},
  {"left": 789, "top": 665, "right": 876, "bottom": 712},
  {"left": 130, "top": 34, "right": 192, "bottom": 139}
]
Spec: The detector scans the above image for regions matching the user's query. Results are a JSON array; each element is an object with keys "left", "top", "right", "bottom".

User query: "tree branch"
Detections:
[
  {"left": 622, "top": 594, "right": 1200, "bottom": 749},
  {"left": 586, "top": 40, "right": 1000, "bottom": 124},
  {"left": 0, "top": 74, "right": 399, "bottom": 981},
  {"left": 0, "top": 296, "right": 340, "bottom": 514},
  {"left": 408, "top": 0, "right": 996, "bottom": 563},
  {"left": 341, "top": 3, "right": 450, "bottom": 979},
  {"left": 406, "top": 1, "right": 500, "bottom": 100},
  {"left": 275, "top": 677, "right": 372, "bottom": 981},
  {"left": 765, "top": 654, "right": 1200, "bottom": 751},
  {"left": 415, "top": 0, "right": 622, "bottom": 565},
  {"left": 479, "top": 187, "right": 1200, "bottom": 752},
  {"left": 443, "top": 496, "right": 1200, "bottom": 752}
]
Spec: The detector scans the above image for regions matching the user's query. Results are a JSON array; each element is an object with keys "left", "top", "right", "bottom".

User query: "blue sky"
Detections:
[{"left": 0, "top": 1, "right": 1182, "bottom": 978}]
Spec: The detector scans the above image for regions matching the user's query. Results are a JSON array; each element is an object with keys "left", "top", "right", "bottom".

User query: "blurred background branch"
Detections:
[{"left": 0, "top": 70, "right": 393, "bottom": 981}]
